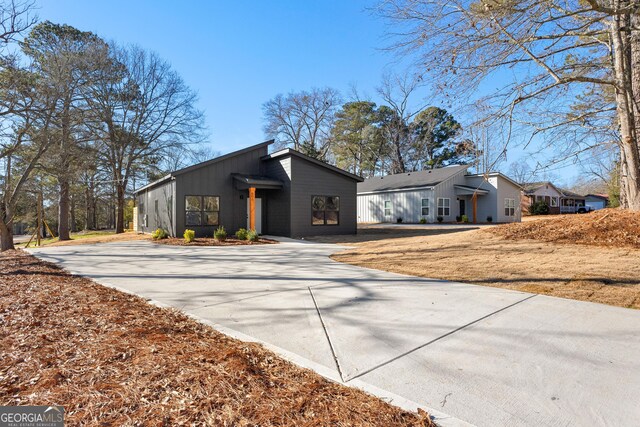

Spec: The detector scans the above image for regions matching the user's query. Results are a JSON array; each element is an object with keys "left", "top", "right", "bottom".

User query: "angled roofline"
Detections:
[
  {"left": 520, "top": 180, "right": 561, "bottom": 194},
  {"left": 357, "top": 185, "right": 436, "bottom": 195},
  {"left": 173, "top": 139, "right": 275, "bottom": 177},
  {"left": 454, "top": 184, "right": 490, "bottom": 195},
  {"left": 467, "top": 171, "right": 523, "bottom": 189},
  {"left": 585, "top": 193, "right": 609, "bottom": 200},
  {"left": 558, "top": 188, "right": 586, "bottom": 199},
  {"left": 262, "top": 148, "right": 364, "bottom": 182},
  {"left": 133, "top": 140, "right": 275, "bottom": 194},
  {"left": 133, "top": 174, "right": 173, "bottom": 194},
  {"left": 357, "top": 164, "right": 469, "bottom": 194}
]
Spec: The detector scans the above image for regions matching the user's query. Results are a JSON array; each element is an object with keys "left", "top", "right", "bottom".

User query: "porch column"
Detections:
[
  {"left": 472, "top": 192, "right": 478, "bottom": 224},
  {"left": 249, "top": 187, "right": 256, "bottom": 231}
]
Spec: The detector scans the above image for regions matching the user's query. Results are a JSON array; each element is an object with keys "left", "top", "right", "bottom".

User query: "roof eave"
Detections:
[
  {"left": 133, "top": 174, "right": 173, "bottom": 194},
  {"left": 262, "top": 149, "right": 364, "bottom": 182}
]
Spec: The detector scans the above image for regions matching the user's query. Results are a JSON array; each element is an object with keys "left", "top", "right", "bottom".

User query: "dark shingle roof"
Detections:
[
  {"left": 559, "top": 188, "right": 585, "bottom": 199},
  {"left": 357, "top": 165, "right": 469, "bottom": 193}
]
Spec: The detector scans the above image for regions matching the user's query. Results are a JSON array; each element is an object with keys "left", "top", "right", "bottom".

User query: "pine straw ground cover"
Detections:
[
  {"left": 489, "top": 208, "right": 640, "bottom": 249},
  {"left": 0, "top": 250, "right": 434, "bottom": 426},
  {"left": 154, "top": 237, "right": 278, "bottom": 246}
]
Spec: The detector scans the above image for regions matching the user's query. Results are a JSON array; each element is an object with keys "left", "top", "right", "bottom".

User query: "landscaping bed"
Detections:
[
  {"left": 154, "top": 236, "right": 278, "bottom": 246},
  {"left": 0, "top": 250, "right": 434, "bottom": 426},
  {"left": 489, "top": 208, "right": 640, "bottom": 249}
]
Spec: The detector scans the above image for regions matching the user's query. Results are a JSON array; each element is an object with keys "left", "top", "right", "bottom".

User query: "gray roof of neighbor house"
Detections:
[
  {"left": 357, "top": 165, "right": 469, "bottom": 193},
  {"left": 521, "top": 181, "right": 560, "bottom": 194},
  {"left": 585, "top": 193, "right": 609, "bottom": 200},
  {"left": 559, "top": 188, "right": 586, "bottom": 199}
]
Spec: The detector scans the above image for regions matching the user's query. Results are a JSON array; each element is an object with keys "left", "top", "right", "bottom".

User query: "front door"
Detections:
[
  {"left": 459, "top": 199, "right": 466, "bottom": 217},
  {"left": 246, "top": 197, "right": 262, "bottom": 234}
]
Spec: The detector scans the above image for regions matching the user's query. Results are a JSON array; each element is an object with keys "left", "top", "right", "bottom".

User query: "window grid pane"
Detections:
[{"left": 312, "top": 195, "right": 340, "bottom": 225}]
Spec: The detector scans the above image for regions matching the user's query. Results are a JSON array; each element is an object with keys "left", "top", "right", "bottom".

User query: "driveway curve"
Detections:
[{"left": 29, "top": 239, "right": 640, "bottom": 427}]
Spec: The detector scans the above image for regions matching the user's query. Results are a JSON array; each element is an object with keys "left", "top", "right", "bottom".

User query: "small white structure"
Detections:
[{"left": 357, "top": 165, "right": 522, "bottom": 224}]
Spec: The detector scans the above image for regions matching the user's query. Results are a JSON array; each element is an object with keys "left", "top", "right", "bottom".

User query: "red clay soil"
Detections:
[
  {"left": 154, "top": 236, "right": 278, "bottom": 246},
  {"left": 488, "top": 208, "right": 640, "bottom": 249},
  {"left": 0, "top": 250, "right": 434, "bottom": 426}
]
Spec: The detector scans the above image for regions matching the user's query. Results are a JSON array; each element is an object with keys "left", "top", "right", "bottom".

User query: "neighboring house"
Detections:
[
  {"left": 133, "top": 140, "right": 363, "bottom": 238},
  {"left": 585, "top": 194, "right": 609, "bottom": 210},
  {"left": 356, "top": 165, "right": 522, "bottom": 224},
  {"left": 558, "top": 188, "right": 587, "bottom": 213},
  {"left": 521, "top": 182, "right": 564, "bottom": 214},
  {"left": 521, "top": 182, "right": 587, "bottom": 214}
]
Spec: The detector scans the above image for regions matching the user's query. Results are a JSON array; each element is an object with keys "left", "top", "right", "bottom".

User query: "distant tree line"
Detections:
[
  {"left": 262, "top": 74, "right": 476, "bottom": 178},
  {"left": 0, "top": 1, "right": 205, "bottom": 251}
]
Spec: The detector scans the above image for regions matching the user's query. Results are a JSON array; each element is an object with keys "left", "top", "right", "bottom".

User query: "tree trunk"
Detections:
[
  {"left": 58, "top": 179, "right": 71, "bottom": 240},
  {"left": 611, "top": 13, "right": 640, "bottom": 210},
  {"left": 629, "top": 11, "right": 640, "bottom": 209},
  {"left": 115, "top": 182, "right": 125, "bottom": 234},
  {"left": 0, "top": 219, "right": 14, "bottom": 252},
  {"left": 84, "top": 185, "right": 91, "bottom": 230},
  {"left": 70, "top": 194, "right": 77, "bottom": 233}
]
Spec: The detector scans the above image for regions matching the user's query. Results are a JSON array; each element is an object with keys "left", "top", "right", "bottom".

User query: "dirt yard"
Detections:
[
  {"left": 17, "top": 230, "right": 150, "bottom": 248},
  {"left": 318, "top": 222, "right": 640, "bottom": 309},
  {"left": 0, "top": 250, "right": 434, "bottom": 426}
]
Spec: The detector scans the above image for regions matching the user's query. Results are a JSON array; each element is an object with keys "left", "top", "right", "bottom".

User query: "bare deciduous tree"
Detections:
[
  {"left": 377, "top": 0, "right": 640, "bottom": 209},
  {"left": 262, "top": 87, "right": 340, "bottom": 159},
  {"left": 86, "top": 44, "right": 205, "bottom": 234}
]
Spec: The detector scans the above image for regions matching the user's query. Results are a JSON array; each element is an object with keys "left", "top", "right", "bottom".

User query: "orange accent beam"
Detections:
[
  {"left": 249, "top": 187, "right": 256, "bottom": 231},
  {"left": 472, "top": 193, "right": 478, "bottom": 224}
]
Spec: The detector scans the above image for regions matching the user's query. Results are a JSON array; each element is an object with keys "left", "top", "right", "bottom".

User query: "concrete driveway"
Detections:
[{"left": 29, "top": 239, "right": 640, "bottom": 427}]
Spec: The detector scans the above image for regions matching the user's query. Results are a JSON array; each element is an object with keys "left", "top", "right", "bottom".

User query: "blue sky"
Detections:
[{"left": 36, "top": 0, "right": 575, "bottom": 184}]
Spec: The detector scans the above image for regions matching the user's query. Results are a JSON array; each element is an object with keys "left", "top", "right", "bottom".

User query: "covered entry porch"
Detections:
[
  {"left": 454, "top": 184, "right": 489, "bottom": 223},
  {"left": 232, "top": 174, "right": 284, "bottom": 233}
]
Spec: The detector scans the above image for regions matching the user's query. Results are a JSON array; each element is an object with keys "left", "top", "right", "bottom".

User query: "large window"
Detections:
[
  {"left": 421, "top": 198, "right": 429, "bottom": 216},
  {"left": 312, "top": 195, "right": 340, "bottom": 225},
  {"left": 550, "top": 196, "right": 558, "bottom": 207},
  {"left": 437, "top": 198, "right": 450, "bottom": 216},
  {"left": 185, "top": 195, "right": 219, "bottom": 226},
  {"left": 384, "top": 200, "right": 392, "bottom": 216},
  {"left": 504, "top": 198, "right": 516, "bottom": 216}
]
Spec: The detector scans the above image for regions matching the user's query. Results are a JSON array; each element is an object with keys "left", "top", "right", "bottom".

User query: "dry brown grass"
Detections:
[
  {"left": 33, "top": 231, "right": 151, "bottom": 247},
  {"left": 0, "top": 250, "right": 434, "bottom": 426},
  {"left": 324, "top": 227, "right": 640, "bottom": 309}
]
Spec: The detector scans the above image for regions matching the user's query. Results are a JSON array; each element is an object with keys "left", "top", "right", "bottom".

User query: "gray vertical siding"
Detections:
[
  {"left": 495, "top": 176, "right": 522, "bottom": 222},
  {"left": 137, "top": 180, "right": 175, "bottom": 235},
  {"left": 464, "top": 175, "right": 497, "bottom": 222},
  {"left": 289, "top": 155, "right": 358, "bottom": 237},
  {"left": 357, "top": 170, "right": 522, "bottom": 224},
  {"left": 357, "top": 189, "right": 434, "bottom": 223},
  {"left": 433, "top": 169, "right": 468, "bottom": 221},
  {"left": 261, "top": 157, "right": 292, "bottom": 236},
  {"left": 174, "top": 145, "right": 268, "bottom": 237},
  {"left": 135, "top": 144, "right": 362, "bottom": 238}
]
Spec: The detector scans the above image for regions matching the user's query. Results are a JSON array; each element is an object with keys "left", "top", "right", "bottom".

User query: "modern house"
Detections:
[
  {"left": 133, "top": 140, "right": 363, "bottom": 238},
  {"left": 585, "top": 194, "right": 609, "bottom": 210},
  {"left": 356, "top": 165, "right": 522, "bottom": 224},
  {"left": 521, "top": 182, "right": 587, "bottom": 214}
]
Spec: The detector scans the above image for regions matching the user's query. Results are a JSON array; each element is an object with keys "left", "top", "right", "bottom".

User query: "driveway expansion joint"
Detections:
[
  {"left": 346, "top": 294, "right": 538, "bottom": 382},
  {"left": 308, "top": 286, "right": 345, "bottom": 382}
]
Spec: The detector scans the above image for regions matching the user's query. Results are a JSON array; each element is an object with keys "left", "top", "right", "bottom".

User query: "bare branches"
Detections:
[
  {"left": 0, "top": 0, "right": 36, "bottom": 45},
  {"left": 262, "top": 87, "right": 341, "bottom": 159}
]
